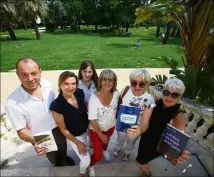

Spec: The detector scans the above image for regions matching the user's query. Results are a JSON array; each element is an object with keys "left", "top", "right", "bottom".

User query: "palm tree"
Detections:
[
  {"left": 0, "top": 0, "right": 17, "bottom": 40},
  {"left": 16, "top": 0, "right": 48, "bottom": 40}
]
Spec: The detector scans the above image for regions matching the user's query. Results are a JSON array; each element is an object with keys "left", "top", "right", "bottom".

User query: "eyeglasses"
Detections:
[
  {"left": 163, "top": 90, "right": 181, "bottom": 99},
  {"left": 130, "top": 81, "right": 147, "bottom": 88},
  {"left": 102, "top": 79, "right": 114, "bottom": 83}
]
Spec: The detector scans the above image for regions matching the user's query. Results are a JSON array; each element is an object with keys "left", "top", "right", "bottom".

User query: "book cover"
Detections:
[
  {"left": 156, "top": 124, "right": 190, "bottom": 165},
  {"left": 33, "top": 131, "right": 58, "bottom": 152},
  {"left": 116, "top": 105, "right": 141, "bottom": 132}
]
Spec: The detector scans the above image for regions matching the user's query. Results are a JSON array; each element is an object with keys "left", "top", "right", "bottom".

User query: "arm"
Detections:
[
  {"left": 172, "top": 112, "right": 186, "bottom": 132},
  {"left": 52, "top": 111, "right": 87, "bottom": 155},
  {"left": 127, "top": 108, "right": 153, "bottom": 136},
  {"left": 17, "top": 128, "right": 36, "bottom": 144}
]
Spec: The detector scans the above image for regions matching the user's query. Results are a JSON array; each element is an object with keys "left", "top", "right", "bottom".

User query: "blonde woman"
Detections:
[
  {"left": 88, "top": 69, "right": 120, "bottom": 177},
  {"left": 114, "top": 69, "right": 156, "bottom": 161}
]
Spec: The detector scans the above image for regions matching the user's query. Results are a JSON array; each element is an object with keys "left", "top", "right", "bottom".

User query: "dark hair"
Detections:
[
  {"left": 58, "top": 71, "right": 78, "bottom": 92},
  {"left": 16, "top": 57, "right": 40, "bottom": 71},
  {"left": 78, "top": 60, "right": 98, "bottom": 88}
]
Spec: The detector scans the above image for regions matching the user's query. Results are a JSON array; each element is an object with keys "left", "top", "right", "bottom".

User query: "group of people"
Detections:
[{"left": 5, "top": 57, "right": 190, "bottom": 177}]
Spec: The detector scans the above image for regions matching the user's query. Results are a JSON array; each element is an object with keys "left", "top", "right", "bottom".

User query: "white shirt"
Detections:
[
  {"left": 4, "top": 80, "right": 57, "bottom": 135},
  {"left": 121, "top": 87, "right": 156, "bottom": 123},
  {"left": 78, "top": 80, "right": 97, "bottom": 102},
  {"left": 88, "top": 91, "right": 120, "bottom": 131}
]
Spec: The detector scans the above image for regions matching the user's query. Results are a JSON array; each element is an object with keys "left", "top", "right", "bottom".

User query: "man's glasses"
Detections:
[
  {"left": 130, "top": 81, "right": 147, "bottom": 88},
  {"left": 163, "top": 90, "right": 181, "bottom": 99}
]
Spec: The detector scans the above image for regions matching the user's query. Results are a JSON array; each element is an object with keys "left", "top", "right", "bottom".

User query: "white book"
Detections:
[{"left": 33, "top": 131, "right": 58, "bottom": 152}]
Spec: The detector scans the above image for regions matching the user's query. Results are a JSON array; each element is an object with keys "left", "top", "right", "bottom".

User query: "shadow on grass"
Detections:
[
  {"left": 107, "top": 43, "right": 132, "bottom": 48},
  {"left": 0, "top": 37, "right": 34, "bottom": 42}
]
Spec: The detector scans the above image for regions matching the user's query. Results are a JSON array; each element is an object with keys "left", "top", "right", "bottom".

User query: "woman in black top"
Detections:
[
  {"left": 50, "top": 71, "right": 90, "bottom": 177},
  {"left": 128, "top": 78, "right": 190, "bottom": 177}
]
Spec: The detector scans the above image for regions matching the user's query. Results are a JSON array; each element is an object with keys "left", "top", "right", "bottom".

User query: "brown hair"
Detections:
[
  {"left": 58, "top": 71, "right": 78, "bottom": 92},
  {"left": 78, "top": 60, "right": 98, "bottom": 88},
  {"left": 97, "top": 69, "right": 117, "bottom": 93}
]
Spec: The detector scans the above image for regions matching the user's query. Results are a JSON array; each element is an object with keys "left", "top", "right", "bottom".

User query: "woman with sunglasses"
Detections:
[
  {"left": 114, "top": 69, "right": 156, "bottom": 161},
  {"left": 128, "top": 77, "right": 190, "bottom": 177},
  {"left": 88, "top": 69, "right": 120, "bottom": 177}
]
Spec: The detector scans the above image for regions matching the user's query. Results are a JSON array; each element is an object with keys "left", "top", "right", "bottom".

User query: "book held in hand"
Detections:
[
  {"left": 33, "top": 131, "right": 58, "bottom": 152},
  {"left": 116, "top": 105, "right": 141, "bottom": 132},
  {"left": 156, "top": 124, "right": 190, "bottom": 165}
]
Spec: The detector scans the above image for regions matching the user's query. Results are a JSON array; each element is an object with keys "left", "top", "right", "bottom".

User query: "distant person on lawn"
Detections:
[{"left": 4, "top": 57, "right": 75, "bottom": 166}]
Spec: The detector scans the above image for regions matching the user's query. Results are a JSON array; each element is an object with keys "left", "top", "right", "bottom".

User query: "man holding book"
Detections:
[{"left": 4, "top": 57, "right": 75, "bottom": 166}]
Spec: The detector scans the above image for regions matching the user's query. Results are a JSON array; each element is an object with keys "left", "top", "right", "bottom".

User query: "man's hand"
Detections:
[{"left": 33, "top": 143, "right": 48, "bottom": 155}]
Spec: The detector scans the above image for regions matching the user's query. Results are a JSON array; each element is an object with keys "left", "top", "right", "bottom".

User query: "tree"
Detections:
[
  {"left": 16, "top": 0, "right": 48, "bottom": 40},
  {"left": 0, "top": 0, "right": 17, "bottom": 40}
]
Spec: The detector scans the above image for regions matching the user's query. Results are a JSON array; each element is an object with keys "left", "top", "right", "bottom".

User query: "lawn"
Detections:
[{"left": 0, "top": 26, "right": 184, "bottom": 72}]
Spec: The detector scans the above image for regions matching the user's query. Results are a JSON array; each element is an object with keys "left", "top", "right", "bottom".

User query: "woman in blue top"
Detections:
[{"left": 50, "top": 71, "right": 90, "bottom": 177}]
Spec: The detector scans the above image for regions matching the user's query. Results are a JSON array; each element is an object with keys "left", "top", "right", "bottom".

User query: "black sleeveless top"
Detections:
[
  {"left": 136, "top": 99, "right": 182, "bottom": 164},
  {"left": 142, "top": 99, "right": 181, "bottom": 143},
  {"left": 50, "top": 89, "right": 89, "bottom": 136}
]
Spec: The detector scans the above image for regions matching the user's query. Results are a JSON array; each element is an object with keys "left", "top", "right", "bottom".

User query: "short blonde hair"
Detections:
[
  {"left": 97, "top": 69, "right": 117, "bottom": 92},
  {"left": 163, "top": 77, "right": 185, "bottom": 95},
  {"left": 129, "top": 69, "right": 151, "bottom": 83}
]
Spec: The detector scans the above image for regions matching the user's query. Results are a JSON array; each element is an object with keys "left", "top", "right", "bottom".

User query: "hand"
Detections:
[
  {"left": 76, "top": 141, "right": 87, "bottom": 156},
  {"left": 99, "top": 133, "right": 109, "bottom": 144},
  {"left": 176, "top": 150, "right": 190, "bottom": 164},
  {"left": 127, "top": 125, "right": 141, "bottom": 136},
  {"left": 34, "top": 143, "right": 48, "bottom": 155}
]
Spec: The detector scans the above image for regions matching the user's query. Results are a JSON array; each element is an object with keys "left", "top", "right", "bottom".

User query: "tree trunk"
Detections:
[
  {"left": 155, "top": 25, "right": 160, "bottom": 37},
  {"left": 125, "top": 22, "right": 129, "bottom": 32},
  {"left": 162, "top": 22, "right": 172, "bottom": 44},
  {"left": 33, "top": 21, "right": 40, "bottom": 40},
  {"left": 176, "top": 29, "right": 180, "bottom": 36},
  {"left": 171, "top": 27, "right": 177, "bottom": 36},
  {"left": 7, "top": 23, "right": 17, "bottom": 41},
  {"left": 95, "top": 24, "right": 98, "bottom": 31}
]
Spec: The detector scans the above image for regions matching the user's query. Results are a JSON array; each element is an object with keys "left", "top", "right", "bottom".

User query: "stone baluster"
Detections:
[
  {"left": 185, "top": 112, "right": 201, "bottom": 134},
  {"left": 201, "top": 132, "right": 214, "bottom": 153},
  {"left": 192, "top": 116, "right": 212, "bottom": 142}
]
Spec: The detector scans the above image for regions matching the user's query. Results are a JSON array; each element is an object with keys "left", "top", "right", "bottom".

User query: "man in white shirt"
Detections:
[{"left": 4, "top": 57, "right": 75, "bottom": 166}]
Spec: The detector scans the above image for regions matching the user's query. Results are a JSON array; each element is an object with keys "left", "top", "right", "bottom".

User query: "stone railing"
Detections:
[
  {"left": 0, "top": 112, "right": 21, "bottom": 165},
  {"left": 149, "top": 86, "right": 214, "bottom": 154}
]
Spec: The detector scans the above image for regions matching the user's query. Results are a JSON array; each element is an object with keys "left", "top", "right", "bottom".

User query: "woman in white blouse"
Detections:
[
  {"left": 78, "top": 60, "right": 98, "bottom": 105},
  {"left": 88, "top": 69, "right": 120, "bottom": 177},
  {"left": 114, "top": 69, "right": 156, "bottom": 161}
]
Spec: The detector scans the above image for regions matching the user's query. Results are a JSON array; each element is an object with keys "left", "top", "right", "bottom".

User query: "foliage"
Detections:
[{"left": 150, "top": 74, "right": 168, "bottom": 88}]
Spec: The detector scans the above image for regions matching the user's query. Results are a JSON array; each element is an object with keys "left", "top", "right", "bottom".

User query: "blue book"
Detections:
[
  {"left": 116, "top": 105, "right": 141, "bottom": 132},
  {"left": 156, "top": 124, "right": 190, "bottom": 165}
]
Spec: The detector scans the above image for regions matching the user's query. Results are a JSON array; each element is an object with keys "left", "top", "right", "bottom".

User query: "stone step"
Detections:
[{"left": 1, "top": 155, "right": 209, "bottom": 176}]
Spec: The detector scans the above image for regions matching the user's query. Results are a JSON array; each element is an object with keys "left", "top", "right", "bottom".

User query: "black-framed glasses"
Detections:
[
  {"left": 163, "top": 90, "right": 181, "bottom": 99},
  {"left": 130, "top": 81, "right": 147, "bottom": 88}
]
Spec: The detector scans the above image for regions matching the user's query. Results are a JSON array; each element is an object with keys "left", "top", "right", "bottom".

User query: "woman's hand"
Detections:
[
  {"left": 34, "top": 143, "right": 48, "bottom": 155},
  {"left": 127, "top": 125, "right": 141, "bottom": 136},
  {"left": 76, "top": 140, "right": 87, "bottom": 156},
  {"left": 177, "top": 150, "right": 190, "bottom": 164},
  {"left": 99, "top": 133, "right": 109, "bottom": 144}
]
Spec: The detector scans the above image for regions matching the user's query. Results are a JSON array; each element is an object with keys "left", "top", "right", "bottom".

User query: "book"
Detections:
[
  {"left": 116, "top": 105, "right": 141, "bottom": 132},
  {"left": 156, "top": 124, "right": 190, "bottom": 165},
  {"left": 33, "top": 131, "right": 58, "bottom": 152}
]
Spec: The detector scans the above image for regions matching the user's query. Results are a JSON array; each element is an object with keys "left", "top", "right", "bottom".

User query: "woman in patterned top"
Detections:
[
  {"left": 88, "top": 69, "right": 120, "bottom": 177},
  {"left": 114, "top": 69, "right": 156, "bottom": 161}
]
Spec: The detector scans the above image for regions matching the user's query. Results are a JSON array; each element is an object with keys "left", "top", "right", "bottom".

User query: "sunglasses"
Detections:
[
  {"left": 163, "top": 90, "right": 181, "bottom": 99},
  {"left": 131, "top": 81, "right": 147, "bottom": 88}
]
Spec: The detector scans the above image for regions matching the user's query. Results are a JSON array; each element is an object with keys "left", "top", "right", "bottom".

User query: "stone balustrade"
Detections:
[{"left": 149, "top": 86, "right": 214, "bottom": 154}]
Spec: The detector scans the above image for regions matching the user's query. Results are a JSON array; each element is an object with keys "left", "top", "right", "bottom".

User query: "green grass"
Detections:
[{"left": 0, "top": 26, "right": 184, "bottom": 72}]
